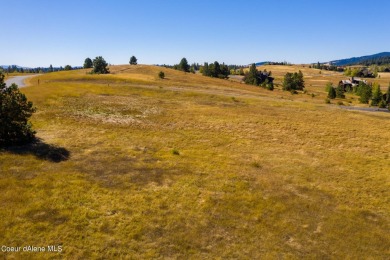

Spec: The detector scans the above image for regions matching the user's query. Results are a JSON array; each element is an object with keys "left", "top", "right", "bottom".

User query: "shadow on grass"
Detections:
[{"left": 1, "top": 138, "right": 70, "bottom": 163}]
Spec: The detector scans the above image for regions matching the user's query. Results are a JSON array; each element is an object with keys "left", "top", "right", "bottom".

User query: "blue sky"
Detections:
[{"left": 2, "top": 0, "right": 389, "bottom": 67}]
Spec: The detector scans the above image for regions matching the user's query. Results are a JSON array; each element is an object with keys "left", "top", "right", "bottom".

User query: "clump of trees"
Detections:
[
  {"left": 202, "top": 61, "right": 230, "bottom": 79},
  {"left": 129, "top": 56, "right": 137, "bottom": 65},
  {"left": 311, "top": 62, "right": 344, "bottom": 72},
  {"left": 344, "top": 67, "right": 376, "bottom": 78},
  {"left": 243, "top": 64, "right": 274, "bottom": 90},
  {"left": 282, "top": 71, "right": 304, "bottom": 93},
  {"left": 0, "top": 72, "right": 36, "bottom": 145},
  {"left": 91, "top": 56, "right": 109, "bottom": 74}
]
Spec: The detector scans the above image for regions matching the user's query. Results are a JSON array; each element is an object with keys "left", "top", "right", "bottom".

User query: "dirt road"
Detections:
[{"left": 5, "top": 75, "right": 39, "bottom": 88}]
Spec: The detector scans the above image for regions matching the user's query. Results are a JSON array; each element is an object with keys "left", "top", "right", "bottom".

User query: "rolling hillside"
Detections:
[{"left": 0, "top": 65, "right": 389, "bottom": 259}]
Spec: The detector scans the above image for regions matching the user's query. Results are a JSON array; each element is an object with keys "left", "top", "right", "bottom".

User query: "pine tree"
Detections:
[
  {"left": 371, "top": 83, "right": 383, "bottom": 106},
  {"left": 0, "top": 72, "right": 36, "bottom": 145},
  {"left": 335, "top": 85, "right": 345, "bottom": 98},
  {"left": 386, "top": 83, "right": 390, "bottom": 104},
  {"left": 245, "top": 64, "right": 259, "bottom": 85},
  {"left": 328, "top": 87, "right": 336, "bottom": 99},
  {"left": 129, "top": 56, "right": 138, "bottom": 65},
  {"left": 178, "top": 58, "right": 190, "bottom": 72},
  {"left": 83, "top": 58, "right": 93, "bottom": 68},
  {"left": 92, "top": 56, "right": 110, "bottom": 74}
]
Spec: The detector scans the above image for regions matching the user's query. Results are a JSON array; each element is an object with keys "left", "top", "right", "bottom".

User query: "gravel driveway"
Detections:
[{"left": 5, "top": 75, "right": 39, "bottom": 88}]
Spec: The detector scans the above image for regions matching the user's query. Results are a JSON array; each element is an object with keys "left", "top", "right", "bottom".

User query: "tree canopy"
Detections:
[
  {"left": 202, "top": 61, "right": 230, "bottom": 79},
  {"left": 178, "top": 58, "right": 190, "bottom": 72},
  {"left": 84, "top": 58, "right": 93, "bottom": 69},
  {"left": 92, "top": 56, "right": 110, "bottom": 74},
  {"left": 0, "top": 72, "right": 36, "bottom": 145},
  {"left": 129, "top": 56, "right": 138, "bottom": 65},
  {"left": 282, "top": 71, "right": 304, "bottom": 92}
]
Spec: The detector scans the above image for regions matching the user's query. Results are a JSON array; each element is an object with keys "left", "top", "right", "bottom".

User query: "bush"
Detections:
[
  {"left": 0, "top": 73, "right": 36, "bottom": 145},
  {"left": 158, "top": 71, "right": 165, "bottom": 79},
  {"left": 336, "top": 85, "right": 345, "bottom": 98},
  {"left": 172, "top": 149, "right": 180, "bottom": 155},
  {"left": 325, "top": 98, "right": 331, "bottom": 104},
  {"left": 325, "top": 82, "right": 333, "bottom": 92},
  {"left": 328, "top": 87, "right": 336, "bottom": 99},
  {"left": 378, "top": 99, "right": 386, "bottom": 108}
]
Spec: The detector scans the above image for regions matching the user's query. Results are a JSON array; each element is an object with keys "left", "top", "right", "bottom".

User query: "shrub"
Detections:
[
  {"left": 325, "top": 82, "right": 333, "bottom": 92},
  {"left": 335, "top": 85, "right": 345, "bottom": 99},
  {"left": 0, "top": 73, "right": 36, "bottom": 145},
  {"left": 328, "top": 87, "right": 336, "bottom": 99},
  {"left": 172, "top": 149, "right": 180, "bottom": 155},
  {"left": 378, "top": 99, "right": 386, "bottom": 108},
  {"left": 325, "top": 98, "right": 331, "bottom": 104},
  {"left": 158, "top": 71, "right": 165, "bottom": 79}
]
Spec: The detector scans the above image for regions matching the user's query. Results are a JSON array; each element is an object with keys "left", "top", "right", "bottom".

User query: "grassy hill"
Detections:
[{"left": 1, "top": 65, "right": 389, "bottom": 258}]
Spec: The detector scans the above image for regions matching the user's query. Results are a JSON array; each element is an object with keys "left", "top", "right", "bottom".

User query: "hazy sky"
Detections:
[{"left": 2, "top": 0, "right": 389, "bottom": 67}]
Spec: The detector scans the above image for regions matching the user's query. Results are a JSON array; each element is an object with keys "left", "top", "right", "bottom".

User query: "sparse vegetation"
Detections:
[{"left": 1, "top": 64, "right": 389, "bottom": 259}]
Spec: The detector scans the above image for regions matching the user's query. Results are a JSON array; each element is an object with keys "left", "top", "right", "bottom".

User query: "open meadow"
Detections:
[{"left": 1, "top": 65, "right": 389, "bottom": 258}]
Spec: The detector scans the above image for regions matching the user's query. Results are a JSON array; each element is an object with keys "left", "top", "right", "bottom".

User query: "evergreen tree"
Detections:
[
  {"left": 83, "top": 58, "right": 93, "bottom": 68},
  {"left": 245, "top": 64, "right": 259, "bottom": 85},
  {"left": 336, "top": 85, "right": 345, "bottom": 98},
  {"left": 129, "top": 56, "right": 138, "bottom": 65},
  {"left": 178, "top": 58, "right": 190, "bottom": 72},
  {"left": 92, "top": 56, "right": 110, "bottom": 74},
  {"left": 0, "top": 72, "right": 36, "bottom": 145},
  {"left": 371, "top": 83, "right": 383, "bottom": 106},
  {"left": 355, "top": 82, "right": 372, "bottom": 104},
  {"left": 385, "top": 83, "right": 390, "bottom": 104},
  {"left": 328, "top": 87, "right": 336, "bottom": 99},
  {"left": 158, "top": 71, "right": 165, "bottom": 79},
  {"left": 282, "top": 71, "right": 305, "bottom": 92},
  {"left": 202, "top": 62, "right": 210, "bottom": 76},
  {"left": 49, "top": 64, "right": 53, "bottom": 72},
  {"left": 64, "top": 65, "right": 72, "bottom": 71}
]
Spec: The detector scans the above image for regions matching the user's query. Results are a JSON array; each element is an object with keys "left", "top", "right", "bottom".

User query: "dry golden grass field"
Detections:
[{"left": 0, "top": 65, "right": 389, "bottom": 259}]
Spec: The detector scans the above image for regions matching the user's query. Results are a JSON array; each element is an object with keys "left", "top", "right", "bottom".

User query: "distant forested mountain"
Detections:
[{"left": 330, "top": 52, "right": 390, "bottom": 66}]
